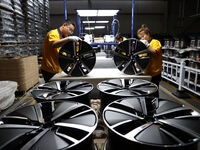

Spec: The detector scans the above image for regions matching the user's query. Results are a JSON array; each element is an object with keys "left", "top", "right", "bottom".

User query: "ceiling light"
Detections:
[
  {"left": 95, "top": 26, "right": 105, "bottom": 29},
  {"left": 85, "top": 27, "right": 95, "bottom": 30},
  {"left": 77, "top": 10, "right": 97, "bottom": 17},
  {"left": 82, "top": 21, "right": 95, "bottom": 24},
  {"left": 96, "top": 21, "right": 109, "bottom": 23},
  {"left": 97, "top": 10, "right": 119, "bottom": 16},
  {"left": 82, "top": 21, "right": 109, "bottom": 24},
  {"left": 77, "top": 10, "right": 119, "bottom": 17}
]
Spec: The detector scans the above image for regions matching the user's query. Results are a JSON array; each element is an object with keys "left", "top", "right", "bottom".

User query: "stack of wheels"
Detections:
[
  {"left": 113, "top": 38, "right": 150, "bottom": 75},
  {"left": 0, "top": 101, "right": 98, "bottom": 150},
  {"left": 103, "top": 97, "right": 200, "bottom": 150},
  {"left": 31, "top": 80, "right": 93, "bottom": 106},
  {"left": 58, "top": 40, "right": 96, "bottom": 76},
  {"left": 97, "top": 78, "right": 158, "bottom": 112}
]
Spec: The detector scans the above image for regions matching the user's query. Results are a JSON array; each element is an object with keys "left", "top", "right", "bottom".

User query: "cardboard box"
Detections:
[{"left": 0, "top": 55, "right": 39, "bottom": 91}]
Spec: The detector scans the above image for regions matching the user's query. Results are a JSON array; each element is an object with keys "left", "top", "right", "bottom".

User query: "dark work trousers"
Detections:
[
  {"left": 151, "top": 74, "right": 162, "bottom": 98},
  {"left": 41, "top": 69, "right": 56, "bottom": 83}
]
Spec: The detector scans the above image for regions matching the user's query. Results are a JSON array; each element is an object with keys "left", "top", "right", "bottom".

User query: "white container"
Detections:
[{"left": 0, "top": 81, "right": 17, "bottom": 110}]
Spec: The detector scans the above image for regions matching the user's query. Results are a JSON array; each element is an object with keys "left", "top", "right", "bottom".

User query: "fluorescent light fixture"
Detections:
[
  {"left": 95, "top": 26, "right": 105, "bottom": 29},
  {"left": 77, "top": 10, "right": 97, "bottom": 16},
  {"left": 97, "top": 10, "right": 119, "bottom": 16},
  {"left": 96, "top": 21, "right": 109, "bottom": 23},
  {"left": 82, "top": 21, "right": 95, "bottom": 24},
  {"left": 77, "top": 10, "right": 119, "bottom": 17},
  {"left": 85, "top": 27, "right": 95, "bottom": 30},
  {"left": 82, "top": 20, "right": 109, "bottom": 24},
  {"left": 84, "top": 26, "right": 105, "bottom": 30}
]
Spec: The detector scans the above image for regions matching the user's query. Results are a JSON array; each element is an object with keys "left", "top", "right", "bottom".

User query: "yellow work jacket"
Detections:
[
  {"left": 144, "top": 39, "right": 162, "bottom": 77},
  {"left": 41, "top": 29, "right": 63, "bottom": 74}
]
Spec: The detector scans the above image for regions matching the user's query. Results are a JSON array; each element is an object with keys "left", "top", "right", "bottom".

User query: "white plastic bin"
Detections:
[{"left": 0, "top": 81, "right": 17, "bottom": 110}]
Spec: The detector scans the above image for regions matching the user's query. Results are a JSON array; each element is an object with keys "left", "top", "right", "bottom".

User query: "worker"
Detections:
[
  {"left": 137, "top": 24, "right": 162, "bottom": 97},
  {"left": 115, "top": 33, "right": 127, "bottom": 43},
  {"left": 41, "top": 19, "right": 81, "bottom": 82}
]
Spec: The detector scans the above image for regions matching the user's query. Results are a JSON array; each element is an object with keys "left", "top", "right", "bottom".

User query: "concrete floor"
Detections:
[{"left": 0, "top": 51, "right": 200, "bottom": 150}]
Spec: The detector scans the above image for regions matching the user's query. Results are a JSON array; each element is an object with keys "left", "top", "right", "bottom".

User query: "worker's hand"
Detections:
[
  {"left": 140, "top": 40, "right": 150, "bottom": 48},
  {"left": 67, "top": 36, "right": 82, "bottom": 42}
]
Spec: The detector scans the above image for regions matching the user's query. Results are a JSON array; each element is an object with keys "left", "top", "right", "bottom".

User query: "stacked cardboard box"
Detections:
[{"left": 0, "top": 55, "right": 39, "bottom": 91}]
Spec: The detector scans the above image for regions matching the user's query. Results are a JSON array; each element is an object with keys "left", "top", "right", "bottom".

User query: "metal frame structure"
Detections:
[
  {"left": 64, "top": 0, "right": 67, "bottom": 20},
  {"left": 77, "top": 0, "right": 135, "bottom": 40},
  {"left": 162, "top": 60, "right": 200, "bottom": 97},
  {"left": 62, "top": 0, "right": 135, "bottom": 49},
  {"left": 63, "top": 0, "right": 136, "bottom": 39},
  {"left": 132, "top": 0, "right": 135, "bottom": 38},
  {"left": 78, "top": 15, "right": 117, "bottom": 37}
]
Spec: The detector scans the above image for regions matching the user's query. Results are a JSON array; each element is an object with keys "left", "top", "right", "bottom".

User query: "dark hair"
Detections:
[
  {"left": 64, "top": 19, "right": 75, "bottom": 28},
  {"left": 137, "top": 24, "right": 151, "bottom": 36},
  {"left": 115, "top": 33, "right": 122, "bottom": 40}
]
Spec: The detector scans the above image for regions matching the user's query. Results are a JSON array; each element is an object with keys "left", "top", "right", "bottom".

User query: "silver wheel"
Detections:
[
  {"left": 97, "top": 79, "right": 158, "bottom": 110},
  {"left": 103, "top": 97, "right": 200, "bottom": 150},
  {"left": 114, "top": 38, "right": 150, "bottom": 75},
  {"left": 31, "top": 80, "right": 93, "bottom": 105},
  {"left": 0, "top": 101, "right": 98, "bottom": 150},
  {"left": 59, "top": 41, "right": 96, "bottom": 76}
]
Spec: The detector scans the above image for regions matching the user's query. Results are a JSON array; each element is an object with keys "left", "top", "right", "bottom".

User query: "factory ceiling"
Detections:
[{"left": 49, "top": 0, "right": 167, "bottom": 15}]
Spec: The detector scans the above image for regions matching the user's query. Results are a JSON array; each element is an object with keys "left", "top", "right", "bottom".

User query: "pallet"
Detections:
[
  {"left": 15, "top": 82, "right": 39, "bottom": 97},
  {"left": 0, "top": 42, "right": 43, "bottom": 46},
  {"left": 0, "top": 42, "right": 18, "bottom": 46}
]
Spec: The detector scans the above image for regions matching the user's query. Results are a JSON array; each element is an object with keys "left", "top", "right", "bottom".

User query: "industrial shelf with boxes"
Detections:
[
  {"left": 44, "top": 0, "right": 50, "bottom": 29},
  {"left": 38, "top": 0, "right": 50, "bottom": 36},
  {"left": 22, "top": 0, "right": 48, "bottom": 44},
  {"left": 162, "top": 36, "right": 200, "bottom": 97},
  {"left": 0, "top": 0, "right": 50, "bottom": 93},
  {"left": 14, "top": 14, "right": 26, "bottom": 43},
  {"left": 0, "top": 7, "right": 16, "bottom": 43},
  {"left": 0, "top": 0, "right": 50, "bottom": 57}
]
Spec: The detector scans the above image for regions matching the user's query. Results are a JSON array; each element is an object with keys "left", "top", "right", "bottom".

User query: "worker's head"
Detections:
[
  {"left": 61, "top": 19, "right": 75, "bottom": 37},
  {"left": 115, "top": 33, "right": 123, "bottom": 43},
  {"left": 137, "top": 24, "right": 151, "bottom": 41}
]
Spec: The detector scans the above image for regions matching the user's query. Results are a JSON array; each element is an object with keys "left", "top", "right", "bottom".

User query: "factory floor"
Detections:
[{"left": 0, "top": 51, "right": 200, "bottom": 150}]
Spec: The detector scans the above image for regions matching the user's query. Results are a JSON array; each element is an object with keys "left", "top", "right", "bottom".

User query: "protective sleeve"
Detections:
[
  {"left": 150, "top": 40, "right": 162, "bottom": 52},
  {"left": 48, "top": 30, "right": 60, "bottom": 42}
]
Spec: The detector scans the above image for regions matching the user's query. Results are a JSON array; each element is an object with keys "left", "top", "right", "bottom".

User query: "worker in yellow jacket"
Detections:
[
  {"left": 41, "top": 19, "right": 81, "bottom": 82},
  {"left": 137, "top": 24, "right": 162, "bottom": 97}
]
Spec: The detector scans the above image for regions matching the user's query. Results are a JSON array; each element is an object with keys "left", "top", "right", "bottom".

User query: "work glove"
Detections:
[
  {"left": 140, "top": 40, "right": 150, "bottom": 48},
  {"left": 67, "top": 36, "right": 82, "bottom": 42}
]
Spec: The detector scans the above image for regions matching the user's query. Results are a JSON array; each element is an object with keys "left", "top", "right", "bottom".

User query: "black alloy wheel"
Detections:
[
  {"left": 114, "top": 38, "right": 150, "bottom": 75},
  {"left": 31, "top": 80, "right": 93, "bottom": 105},
  {"left": 97, "top": 79, "right": 158, "bottom": 110},
  {"left": 58, "top": 40, "right": 96, "bottom": 76},
  {"left": 0, "top": 101, "right": 98, "bottom": 150},
  {"left": 103, "top": 97, "right": 200, "bottom": 150}
]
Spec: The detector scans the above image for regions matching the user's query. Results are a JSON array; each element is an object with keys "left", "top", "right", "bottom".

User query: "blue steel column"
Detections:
[
  {"left": 131, "top": 0, "right": 135, "bottom": 38},
  {"left": 64, "top": 0, "right": 67, "bottom": 20},
  {"left": 81, "top": 24, "right": 83, "bottom": 35},
  {"left": 113, "top": 16, "right": 115, "bottom": 36},
  {"left": 107, "top": 25, "right": 109, "bottom": 35},
  {"left": 78, "top": 16, "right": 81, "bottom": 37}
]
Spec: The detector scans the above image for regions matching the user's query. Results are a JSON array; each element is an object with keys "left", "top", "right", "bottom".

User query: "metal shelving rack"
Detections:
[
  {"left": 0, "top": 0, "right": 50, "bottom": 57},
  {"left": 162, "top": 60, "right": 200, "bottom": 97},
  {"left": 162, "top": 38, "right": 200, "bottom": 97}
]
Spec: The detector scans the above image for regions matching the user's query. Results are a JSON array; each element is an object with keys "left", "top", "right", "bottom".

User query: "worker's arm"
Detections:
[
  {"left": 52, "top": 36, "right": 81, "bottom": 48},
  {"left": 140, "top": 40, "right": 158, "bottom": 55},
  {"left": 147, "top": 46, "right": 157, "bottom": 55}
]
